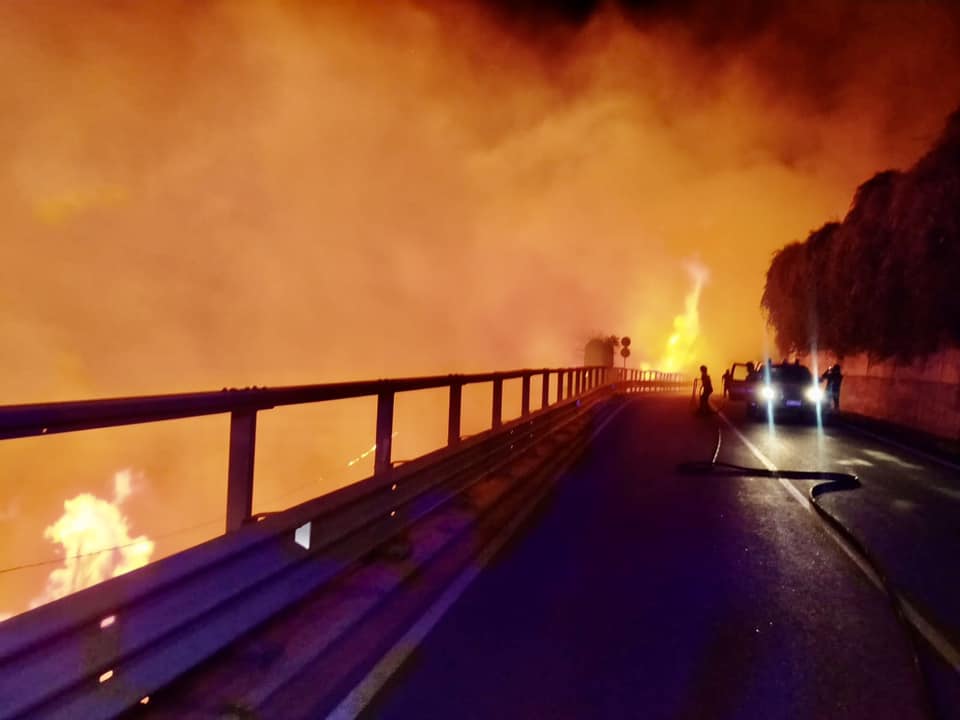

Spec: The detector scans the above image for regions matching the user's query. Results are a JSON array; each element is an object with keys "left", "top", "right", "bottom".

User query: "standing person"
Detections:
[
  {"left": 721, "top": 369, "right": 732, "bottom": 399},
  {"left": 699, "top": 365, "right": 714, "bottom": 414},
  {"left": 821, "top": 364, "right": 843, "bottom": 411}
]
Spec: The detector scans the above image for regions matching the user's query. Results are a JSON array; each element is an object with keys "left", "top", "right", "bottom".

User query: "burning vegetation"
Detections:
[{"left": 2, "top": 0, "right": 960, "bottom": 615}]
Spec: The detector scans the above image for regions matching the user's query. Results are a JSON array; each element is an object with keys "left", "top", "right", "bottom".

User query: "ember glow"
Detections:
[{"left": 1, "top": 0, "right": 959, "bottom": 614}]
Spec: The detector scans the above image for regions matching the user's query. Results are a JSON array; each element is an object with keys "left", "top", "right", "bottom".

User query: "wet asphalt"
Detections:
[{"left": 358, "top": 395, "right": 959, "bottom": 720}]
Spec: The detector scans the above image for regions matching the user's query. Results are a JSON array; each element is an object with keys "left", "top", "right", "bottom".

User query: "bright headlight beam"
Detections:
[
  {"left": 805, "top": 386, "right": 824, "bottom": 403},
  {"left": 760, "top": 385, "right": 776, "bottom": 401}
]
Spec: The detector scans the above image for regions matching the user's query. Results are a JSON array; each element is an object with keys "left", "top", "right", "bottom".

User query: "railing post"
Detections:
[
  {"left": 521, "top": 374, "right": 531, "bottom": 417},
  {"left": 574, "top": 369, "right": 581, "bottom": 396},
  {"left": 226, "top": 409, "right": 257, "bottom": 533},
  {"left": 492, "top": 378, "right": 503, "bottom": 429},
  {"left": 566, "top": 370, "right": 573, "bottom": 399},
  {"left": 448, "top": 381, "right": 462, "bottom": 446},
  {"left": 374, "top": 390, "right": 395, "bottom": 476},
  {"left": 542, "top": 371, "right": 550, "bottom": 409},
  {"left": 556, "top": 371, "right": 563, "bottom": 403}
]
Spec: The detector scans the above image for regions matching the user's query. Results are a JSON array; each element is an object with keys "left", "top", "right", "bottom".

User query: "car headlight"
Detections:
[
  {"left": 805, "top": 386, "right": 824, "bottom": 403},
  {"left": 760, "top": 385, "right": 776, "bottom": 401}
]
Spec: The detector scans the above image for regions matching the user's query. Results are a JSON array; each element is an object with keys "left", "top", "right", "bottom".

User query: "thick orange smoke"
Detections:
[{"left": 2, "top": 0, "right": 959, "bottom": 614}]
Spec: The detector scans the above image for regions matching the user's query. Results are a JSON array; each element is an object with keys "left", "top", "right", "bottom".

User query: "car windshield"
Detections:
[{"left": 762, "top": 365, "right": 814, "bottom": 384}]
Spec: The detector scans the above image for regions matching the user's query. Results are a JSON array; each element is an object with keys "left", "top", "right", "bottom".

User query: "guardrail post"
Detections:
[
  {"left": 574, "top": 369, "right": 581, "bottom": 396},
  {"left": 374, "top": 390, "right": 395, "bottom": 476},
  {"left": 556, "top": 371, "right": 563, "bottom": 403},
  {"left": 448, "top": 381, "right": 462, "bottom": 446},
  {"left": 492, "top": 378, "right": 503, "bottom": 429},
  {"left": 566, "top": 370, "right": 573, "bottom": 399},
  {"left": 542, "top": 371, "right": 550, "bottom": 409},
  {"left": 521, "top": 374, "right": 531, "bottom": 417},
  {"left": 226, "top": 409, "right": 257, "bottom": 532}
]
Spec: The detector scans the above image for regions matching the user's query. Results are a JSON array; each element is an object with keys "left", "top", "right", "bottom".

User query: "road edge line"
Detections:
[
  {"left": 838, "top": 420, "right": 960, "bottom": 473},
  {"left": 718, "top": 410, "right": 960, "bottom": 675},
  {"left": 325, "top": 399, "right": 633, "bottom": 719}
]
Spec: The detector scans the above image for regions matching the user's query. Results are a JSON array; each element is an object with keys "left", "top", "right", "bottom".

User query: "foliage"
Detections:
[{"left": 762, "top": 107, "right": 960, "bottom": 359}]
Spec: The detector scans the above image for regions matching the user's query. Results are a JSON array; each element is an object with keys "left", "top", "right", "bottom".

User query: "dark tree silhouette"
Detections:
[{"left": 762, "top": 107, "right": 960, "bottom": 360}]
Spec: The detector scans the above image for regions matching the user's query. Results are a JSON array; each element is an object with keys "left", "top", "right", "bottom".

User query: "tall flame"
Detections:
[
  {"left": 658, "top": 262, "right": 709, "bottom": 373},
  {"left": 30, "top": 469, "right": 154, "bottom": 609}
]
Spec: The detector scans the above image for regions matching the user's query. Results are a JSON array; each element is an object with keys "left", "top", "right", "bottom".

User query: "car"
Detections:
[
  {"left": 746, "top": 362, "right": 828, "bottom": 420},
  {"left": 725, "top": 361, "right": 758, "bottom": 402}
]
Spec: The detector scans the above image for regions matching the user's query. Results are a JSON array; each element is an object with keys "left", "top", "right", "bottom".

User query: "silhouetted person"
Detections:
[
  {"left": 821, "top": 364, "right": 843, "bottom": 411},
  {"left": 699, "top": 365, "right": 713, "bottom": 414},
  {"left": 721, "top": 369, "right": 731, "bottom": 398},
  {"left": 746, "top": 361, "right": 756, "bottom": 378}
]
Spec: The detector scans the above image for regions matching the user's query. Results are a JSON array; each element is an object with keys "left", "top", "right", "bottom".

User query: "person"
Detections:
[
  {"left": 699, "top": 365, "right": 714, "bottom": 414},
  {"left": 821, "top": 364, "right": 843, "bottom": 411},
  {"left": 721, "top": 369, "right": 731, "bottom": 398}
]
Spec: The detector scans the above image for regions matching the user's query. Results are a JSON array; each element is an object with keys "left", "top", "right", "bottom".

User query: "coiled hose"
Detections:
[{"left": 677, "top": 427, "right": 939, "bottom": 720}]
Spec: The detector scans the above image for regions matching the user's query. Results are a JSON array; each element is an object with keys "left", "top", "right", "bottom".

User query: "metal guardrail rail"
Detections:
[{"left": 0, "top": 366, "right": 686, "bottom": 719}]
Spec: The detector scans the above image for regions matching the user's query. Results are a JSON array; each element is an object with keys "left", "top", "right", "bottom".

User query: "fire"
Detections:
[
  {"left": 658, "top": 262, "right": 709, "bottom": 373},
  {"left": 30, "top": 470, "right": 154, "bottom": 609}
]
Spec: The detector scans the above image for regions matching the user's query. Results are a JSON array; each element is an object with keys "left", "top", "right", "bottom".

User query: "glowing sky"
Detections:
[{"left": 1, "top": 0, "right": 958, "bottom": 614}]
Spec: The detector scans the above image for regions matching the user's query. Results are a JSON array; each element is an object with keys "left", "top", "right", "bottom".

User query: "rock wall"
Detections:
[{"left": 809, "top": 348, "right": 960, "bottom": 441}]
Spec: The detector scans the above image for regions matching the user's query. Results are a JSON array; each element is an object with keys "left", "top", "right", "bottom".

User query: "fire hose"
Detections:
[{"left": 677, "top": 427, "right": 939, "bottom": 720}]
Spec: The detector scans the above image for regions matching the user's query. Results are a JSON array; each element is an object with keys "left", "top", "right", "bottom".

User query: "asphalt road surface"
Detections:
[{"left": 354, "top": 395, "right": 959, "bottom": 720}]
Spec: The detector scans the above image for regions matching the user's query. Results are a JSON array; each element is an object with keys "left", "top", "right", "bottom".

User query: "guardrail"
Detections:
[
  {"left": 0, "top": 365, "right": 686, "bottom": 719},
  {"left": 0, "top": 367, "right": 685, "bottom": 532}
]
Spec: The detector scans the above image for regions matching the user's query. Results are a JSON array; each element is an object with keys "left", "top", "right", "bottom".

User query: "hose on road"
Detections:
[{"left": 677, "top": 427, "right": 939, "bottom": 720}]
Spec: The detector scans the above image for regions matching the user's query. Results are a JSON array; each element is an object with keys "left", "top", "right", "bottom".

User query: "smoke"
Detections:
[
  {"left": 1, "top": 0, "right": 959, "bottom": 613},
  {"left": 29, "top": 470, "right": 154, "bottom": 610},
  {"left": 2, "top": 1, "right": 958, "bottom": 400}
]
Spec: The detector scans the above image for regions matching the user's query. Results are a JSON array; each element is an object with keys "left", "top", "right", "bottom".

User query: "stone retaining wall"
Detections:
[{"left": 809, "top": 348, "right": 960, "bottom": 441}]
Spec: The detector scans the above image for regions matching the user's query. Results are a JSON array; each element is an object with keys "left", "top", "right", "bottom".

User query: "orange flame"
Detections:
[
  {"left": 30, "top": 470, "right": 154, "bottom": 609},
  {"left": 658, "top": 261, "right": 709, "bottom": 373}
]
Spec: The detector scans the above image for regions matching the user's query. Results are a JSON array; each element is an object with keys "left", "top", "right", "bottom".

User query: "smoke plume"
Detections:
[{"left": 1, "top": 0, "right": 959, "bottom": 613}]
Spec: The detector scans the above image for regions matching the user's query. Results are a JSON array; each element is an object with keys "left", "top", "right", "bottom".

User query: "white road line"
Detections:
[
  {"left": 717, "top": 410, "right": 960, "bottom": 675},
  {"left": 839, "top": 421, "right": 960, "bottom": 473},
  {"left": 326, "top": 401, "right": 632, "bottom": 720}
]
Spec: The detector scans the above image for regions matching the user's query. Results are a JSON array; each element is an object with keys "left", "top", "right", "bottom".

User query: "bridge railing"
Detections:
[
  {"left": 0, "top": 366, "right": 685, "bottom": 532},
  {"left": 0, "top": 365, "right": 686, "bottom": 719}
]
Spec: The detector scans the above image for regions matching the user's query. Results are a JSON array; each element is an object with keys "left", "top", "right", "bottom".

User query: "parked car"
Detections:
[
  {"left": 725, "top": 361, "right": 758, "bottom": 403},
  {"left": 747, "top": 362, "right": 828, "bottom": 419}
]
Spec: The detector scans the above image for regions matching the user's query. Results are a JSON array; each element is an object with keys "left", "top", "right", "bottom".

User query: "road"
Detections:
[{"left": 351, "top": 395, "right": 960, "bottom": 720}]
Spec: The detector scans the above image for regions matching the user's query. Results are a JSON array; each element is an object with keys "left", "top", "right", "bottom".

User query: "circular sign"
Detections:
[
  {"left": 621, "top": 336, "right": 631, "bottom": 348},
  {"left": 620, "top": 347, "right": 631, "bottom": 358}
]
